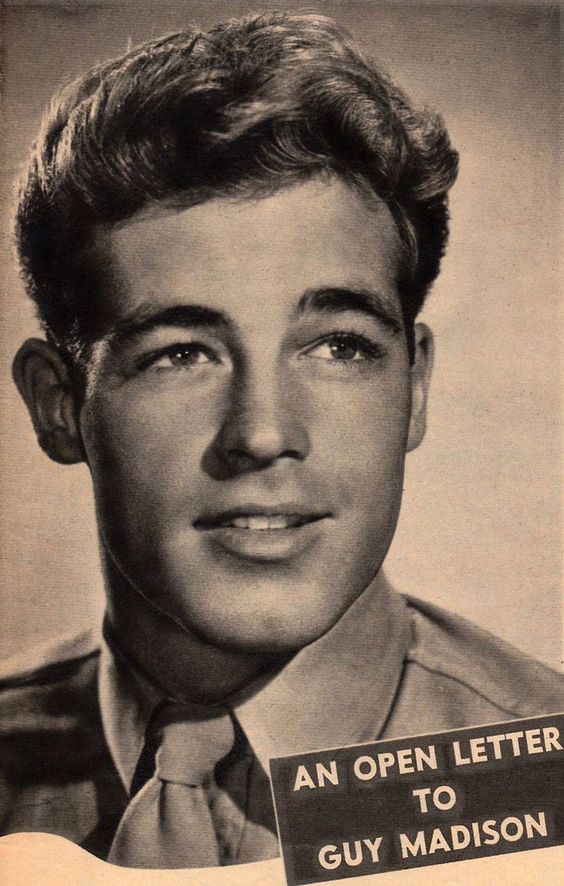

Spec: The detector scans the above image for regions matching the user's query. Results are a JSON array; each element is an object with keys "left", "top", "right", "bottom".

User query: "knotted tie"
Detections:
[{"left": 108, "top": 702, "right": 235, "bottom": 869}]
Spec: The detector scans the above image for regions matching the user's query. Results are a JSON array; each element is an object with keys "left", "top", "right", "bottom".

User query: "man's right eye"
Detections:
[{"left": 138, "top": 343, "right": 218, "bottom": 371}]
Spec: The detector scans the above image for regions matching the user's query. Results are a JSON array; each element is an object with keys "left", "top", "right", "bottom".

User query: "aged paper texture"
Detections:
[{"left": 1, "top": 1, "right": 562, "bottom": 883}]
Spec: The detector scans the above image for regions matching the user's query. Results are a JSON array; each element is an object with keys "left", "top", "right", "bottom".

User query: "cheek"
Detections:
[
  {"left": 81, "top": 386, "right": 219, "bottom": 473},
  {"left": 79, "top": 390, "right": 218, "bottom": 541},
  {"left": 305, "top": 376, "right": 411, "bottom": 501}
]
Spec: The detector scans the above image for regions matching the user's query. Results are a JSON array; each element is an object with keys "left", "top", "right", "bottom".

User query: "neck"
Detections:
[{"left": 102, "top": 554, "right": 287, "bottom": 704}]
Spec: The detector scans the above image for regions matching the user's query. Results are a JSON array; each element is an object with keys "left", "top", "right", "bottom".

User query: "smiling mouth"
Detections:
[
  {"left": 194, "top": 508, "right": 330, "bottom": 561},
  {"left": 194, "top": 512, "right": 328, "bottom": 531}
]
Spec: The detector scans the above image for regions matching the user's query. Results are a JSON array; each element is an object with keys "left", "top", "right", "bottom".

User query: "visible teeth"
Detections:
[{"left": 231, "top": 515, "right": 293, "bottom": 530}]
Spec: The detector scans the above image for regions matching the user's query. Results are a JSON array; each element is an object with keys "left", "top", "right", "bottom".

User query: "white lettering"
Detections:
[
  {"left": 397, "top": 748, "right": 414, "bottom": 774},
  {"left": 398, "top": 812, "right": 548, "bottom": 859},
  {"left": 342, "top": 841, "right": 363, "bottom": 867},
  {"left": 452, "top": 741, "right": 471, "bottom": 766},
  {"left": 454, "top": 727, "right": 562, "bottom": 764},
  {"left": 293, "top": 765, "right": 316, "bottom": 791},
  {"left": 400, "top": 831, "right": 427, "bottom": 858},
  {"left": 451, "top": 825, "right": 470, "bottom": 850},
  {"left": 525, "top": 811, "right": 547, "bottom": 838},
  {"left": 543, "top": 726, "right": 563, "bottom": 751},
  {"left": 471, "top": 821, "right": 482, "bottom": 846},
  {"left": 469, "top": 737, "right": 487, "bottom": 762},
  {"left": 505, "top": 731, "right": 524, "bottom": 755},
  {"left": 412, "top": 787, "right": 432, "bottom": 813},
  {"left": 433, "top": 785, "right": 457, "bottom": 811},
  {"left": 362, "top": 836, "right": 383, "bottom": 863},
  {"left": 525, "top": 729, "right": 543, "bottom": 754},
  {"left": 354, "top": 755, "right": 377, "bottom": 781},
  {"left": 482, "top": 820, "right": 500, "bottom": 845},
  {"left": 318, "top": 845, "right": 340, "bottom": 870},
  {"left": 316, "top": 760, "right": 339, "bottom": 786},
  {"left": 500, "top": 817, "right": 524, "bottom": 842},
  {"left": 318, "top": 837, "right": 384, "bottom": 870},
  {"left": 415, "top": 745, "right": 438, "bottom": 771},
  {"left": 378, "top": 751, "right": 396, "bottom": 777},
  {"left": 485, "top": 733, "right": 505, "bottom": 759},
  {"left": 429, "top": 829, "right": 451, "bottom": 854}
]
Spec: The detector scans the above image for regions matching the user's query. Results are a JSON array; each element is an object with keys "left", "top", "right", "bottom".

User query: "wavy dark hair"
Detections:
[{"left": 15, "top": 12, "right": 458, "bottom": 368}]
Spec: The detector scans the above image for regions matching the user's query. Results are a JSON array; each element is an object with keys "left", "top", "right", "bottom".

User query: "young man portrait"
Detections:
[{"left": 1, "top": 5, "right": 562, "bottom": 871}]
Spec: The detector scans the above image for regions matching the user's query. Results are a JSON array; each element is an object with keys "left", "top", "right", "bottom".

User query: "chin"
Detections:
[{"left": 173, "top": 587, "right": 357, "bottom": 656}]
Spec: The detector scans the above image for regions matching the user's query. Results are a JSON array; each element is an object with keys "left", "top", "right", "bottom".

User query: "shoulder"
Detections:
[
  {"left": 0, "top": 627, "right": 101, "bottom": 687},
  {"left": 0, "top": 628, "right": 104, "bottom": 775},
  {"left": 403, "top": 596, "right": 564, "bottom": 720},
  {"left": 0, "top": 630, "right": 126, "bottom": 845}
]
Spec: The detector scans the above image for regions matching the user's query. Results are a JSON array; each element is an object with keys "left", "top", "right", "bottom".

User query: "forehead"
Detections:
[{"left": 97, "top": 178, "right": 402, "bottom": 326}]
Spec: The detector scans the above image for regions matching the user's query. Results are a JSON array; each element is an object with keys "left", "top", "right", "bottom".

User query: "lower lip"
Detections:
[{"left": 199, "top": 520, "right": 327, "bottom": 562}]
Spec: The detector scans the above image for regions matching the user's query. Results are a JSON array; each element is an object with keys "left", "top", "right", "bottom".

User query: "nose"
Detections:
[{"left": 208, "top": 364, "right": 310, "bottom": 476}]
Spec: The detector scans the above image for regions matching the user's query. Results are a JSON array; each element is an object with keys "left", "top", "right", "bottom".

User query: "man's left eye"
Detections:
[{"left": 303, "top": 334, "right": 381, "bottom": 363}]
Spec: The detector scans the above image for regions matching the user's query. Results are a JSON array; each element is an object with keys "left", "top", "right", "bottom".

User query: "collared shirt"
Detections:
[{"left": 98, "top": 575, "right": 564, "bottom": 866}]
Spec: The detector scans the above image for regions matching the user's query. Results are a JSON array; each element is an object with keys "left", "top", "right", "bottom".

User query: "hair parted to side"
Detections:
[{"left": 15, "top": 12, "right": 458, "bottom": 368}]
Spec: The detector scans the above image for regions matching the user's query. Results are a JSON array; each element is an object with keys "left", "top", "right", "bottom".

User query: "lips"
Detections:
[
  {"left": 194, "top": 511, "right": 325, "bottom": 531},
  {"left": 193, "top": 505, "right": 330, "bottom": 561}
]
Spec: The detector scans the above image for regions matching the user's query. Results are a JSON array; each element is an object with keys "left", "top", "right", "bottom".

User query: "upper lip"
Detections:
[{"left": 194, "top": 503, "right": 331, "bottom": 530}]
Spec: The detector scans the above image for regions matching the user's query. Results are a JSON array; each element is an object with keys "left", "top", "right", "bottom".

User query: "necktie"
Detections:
[{"left": 107, "top": 702, "right": 235, "bottom": 869}]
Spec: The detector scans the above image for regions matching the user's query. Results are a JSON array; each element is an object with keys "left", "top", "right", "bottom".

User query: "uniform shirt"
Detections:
[{"left": 97, "top": 575, "right": 564, "bottom": 865}]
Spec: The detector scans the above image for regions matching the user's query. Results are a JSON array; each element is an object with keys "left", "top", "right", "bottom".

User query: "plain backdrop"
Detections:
[{"left": 0, "top": 1, "right": 561, "bottom": 670}]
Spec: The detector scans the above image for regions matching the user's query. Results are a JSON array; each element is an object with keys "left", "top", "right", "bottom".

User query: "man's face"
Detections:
[{"left": 79, "top": 178, "right": 429, "bottom": 654}]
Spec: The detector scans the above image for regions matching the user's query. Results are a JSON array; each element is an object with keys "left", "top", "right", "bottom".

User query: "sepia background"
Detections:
[{"left": 1, "top": 0, "right": 561, "bottom": 670}]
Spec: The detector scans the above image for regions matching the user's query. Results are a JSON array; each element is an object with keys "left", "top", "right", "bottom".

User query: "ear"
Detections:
[
  {"left": 406, "top": 322, "right": 434, "bottom": 453},
  {"left": 12, "top": 338, "right": 85, "bottom": 464}
]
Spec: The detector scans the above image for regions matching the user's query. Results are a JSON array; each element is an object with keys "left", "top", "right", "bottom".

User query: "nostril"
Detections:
[
  {"left": 202, "top": 430, "right": 309, "bottom": 481},
  {"left": 225, "top": 448, "right": 259, "bottom": 467},
  {"left": 204, "top": 387, "right": 311, "bottom": 478},
  {"left": 226, "top": 438, "right": 306, "bottom": 460}
]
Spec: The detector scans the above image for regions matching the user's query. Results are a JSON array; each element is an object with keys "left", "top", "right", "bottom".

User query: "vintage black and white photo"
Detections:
[{"left": 1, "top": 1, "right": 562, "bottom": 880}]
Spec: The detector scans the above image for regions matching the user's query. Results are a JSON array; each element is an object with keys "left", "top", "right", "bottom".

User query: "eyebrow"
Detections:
[
  {"left": 297, "top": 287, "right": 403, "bottom": 334},
  {"left": 108, "top": 304, "right": 230, "bottom": 346},
  {"left": 107, "top": 285, "right": 402, "bottom": 346}
]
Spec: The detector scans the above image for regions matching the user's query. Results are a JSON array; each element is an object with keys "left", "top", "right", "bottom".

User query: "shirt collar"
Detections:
[
  {"left": 98, "top": 628, "right": 162, "bottom": 791},
  {"left": 98, "top": 573, "right": 410, "bottom": 790}
]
